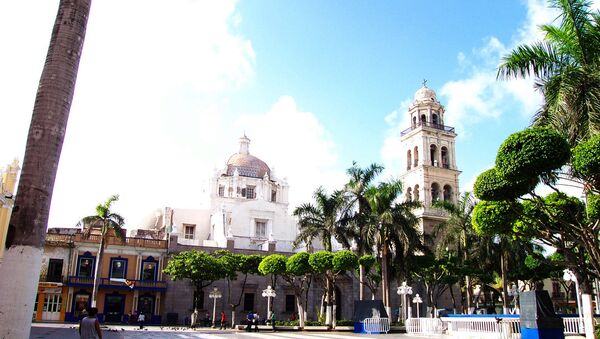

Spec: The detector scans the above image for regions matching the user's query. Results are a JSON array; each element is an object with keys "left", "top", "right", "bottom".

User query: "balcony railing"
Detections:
[
  {"left": 39, "top": 274, "right": 65, "bottom": 284},
  {"left": 67, "top": 276, "right": 167, "bottom": 291},
  {"left": 45, "top": 233, "right": 167, "bottom": 249},
  {"left": 401, "top": 122, "right": 455, "bottom": 136}
]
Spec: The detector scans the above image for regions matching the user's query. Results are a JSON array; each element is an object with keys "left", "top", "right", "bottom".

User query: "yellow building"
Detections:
[{"left": 0, "top": 159, "right": 20, "bottom": 263}]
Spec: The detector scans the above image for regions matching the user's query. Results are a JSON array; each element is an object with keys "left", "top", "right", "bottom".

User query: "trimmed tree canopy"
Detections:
[
  {"left": 496, "top": 128, "right": 570, "bottom": 180},
  {"left": 472, "top": 200, "right": 519, "bottom": 236},
  {"left": 473, "top": 167, "right": 538, "bottom": 201},
  {"left": 308, "top": 251, "right": 334, "bottom": 273},
  {"left": 571, "top": 134, "right": 600, "bottom": 188},
  {"left": 587, "top": 193, "right": 600, "bottom": 221},
  {"left": 258, "top": 254, "right": 287, "bottom": 276},
  {"left": 163, "top": 250, "right": 224, "bottom": 284},
  {"left": 332, "top": 250, "right": 358, "bottom": 273},
  {"left": 286, "top": 252, "right": 312, "bottom": 276}
]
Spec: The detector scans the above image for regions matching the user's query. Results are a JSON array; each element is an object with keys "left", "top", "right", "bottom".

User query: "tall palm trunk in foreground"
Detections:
[{"left": 0, "top": 1, "right": 91, "bottom": 337}]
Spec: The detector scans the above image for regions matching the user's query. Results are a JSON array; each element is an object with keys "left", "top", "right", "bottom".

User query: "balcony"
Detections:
[
  {"left": 67, "top": 276, "right": 167, "bottom": 291},
  {"left": 39, "top": 274, "right": 65, "bottom": 284},
  {"left": 401, "top": 122, "right": 456, "bottom": 136},
  {"left": 45, "top": 233, "right": 167, "bottom": 249}
]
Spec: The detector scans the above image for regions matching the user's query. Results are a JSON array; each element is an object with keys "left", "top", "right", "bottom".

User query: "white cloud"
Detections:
[
  {"left": 231, "top": 96, "right": 346, "bottom": 209},
  {"left": 379, "top": 0, "right": 557, "bottom": 189},
  {"left": 0, "top": 0, "right": 256, "bottom": 228}
]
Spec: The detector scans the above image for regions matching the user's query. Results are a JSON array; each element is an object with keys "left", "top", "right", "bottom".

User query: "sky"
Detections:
[{"left": 0, "top": 0, "right": 582, "bottom": 229}]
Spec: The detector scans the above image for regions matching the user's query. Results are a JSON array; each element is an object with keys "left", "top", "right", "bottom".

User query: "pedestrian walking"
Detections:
[
  {"left": 219, "top": 310, "right": 227, "bottom": 329},
  {"left": 138, "top": 312, "right": 145, "bottom": 329},
  {"left": 79, "top": 307, "right": 102, "bottom": 339},
  {"left": 253, "top": 312, "right": 260, "bottom": 332},
  {"left": 270, "top": 311, "right": 276, "bottom": 331}
]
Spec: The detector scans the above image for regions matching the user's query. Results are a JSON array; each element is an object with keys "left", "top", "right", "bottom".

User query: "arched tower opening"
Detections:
[
  {"left": 431, "top": 182, "right": 440, "bottom": 202},
  {"left": 443, "top": 185, "right": 453, "bottom": 202},
  {"left": 441, "top": 147, "right": 449, "bottom": 169},
  {"left": 407, "top": 150, "right": 412, "bottom": 170},
  {"left": 430, "top": 144, "right": 438, "bottom": 166}
]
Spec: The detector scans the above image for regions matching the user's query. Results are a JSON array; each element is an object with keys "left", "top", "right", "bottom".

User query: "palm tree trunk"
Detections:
[
  {"left": 359, "top": 264, "right": 365, "bottom": 300},
  {"left": 0, "top": 1, "right": 91, "bottom": 337},
  {"left": 92, "top": 234, "right": 106, "bottom": 307},
  {"left": 381, "top": 242, "right": 391, "bottom": 317}
]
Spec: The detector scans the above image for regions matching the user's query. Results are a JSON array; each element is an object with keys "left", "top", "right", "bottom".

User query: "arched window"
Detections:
[
  {"left": 413, "top": 147, "right": 419, "bottom": 167},
  {"left": 412, "top": 116, "right": 417, "bottom": 128},
  {"left": 420, "top": 114, "right": 427, "bottom": 125},
  {"left": 414, "top": 185, "right": 420, "bottom": 201},
  {"left": 407, "top": 150, "right": 412, "bottom": 170},
  {"left": 431, "top": 183, "right": 440, "bottom": 202},
  {"left": 432, "top": 113, "right": 438, "bottom": 125},
  {"left": 406, "top": 187, "right": 412, "bottom": 202},
  {"left": 441, "top": 147, "right": 449, "bottom": 169},
  {"left": 443, "top": 185, "right": 453, "bottom": 202},
  {"left": 430, "top": 144, "right": 438, "bottom": 166}
]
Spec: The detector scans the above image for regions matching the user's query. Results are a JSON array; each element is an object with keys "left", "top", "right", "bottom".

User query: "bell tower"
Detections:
[{"left": 400, "top": 83, "right": 461, "bottom": 234}]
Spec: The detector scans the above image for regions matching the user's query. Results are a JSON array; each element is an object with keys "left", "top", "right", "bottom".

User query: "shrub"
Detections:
[
  {"left": 473, "top": 168, "right": 537, "bottom": 201},
  {"left": 572, "top": 134, "right": 600, "bottom": 189},
  {"left": 496, "top": 127, "right": 570, "bottom": 180}
]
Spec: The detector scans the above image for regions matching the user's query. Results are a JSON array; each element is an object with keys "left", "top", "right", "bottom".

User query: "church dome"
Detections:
[
  {"left": 225, "top": 135, "right": 271, "bottom": 178},
  {"left": 226, "top": 153, "right": 271, "bottom": 178},
  {"left": 414, "top": 85, "right": 437, "bottom": 102}
]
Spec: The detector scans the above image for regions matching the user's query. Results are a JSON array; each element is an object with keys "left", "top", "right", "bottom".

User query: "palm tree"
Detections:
[
  {"left": 293, "top": 187, "right": 347, "bottom": 327},
  {"left": 433, "top": 192, "right": 477, "bottom": 312},
  {"left": 365, "top": 179, "right": 423, "bottom": 315},
  {"left": 498, "top": 0, "right": 600, "bottom": 145},
  {"left": 78, "top": 195, "right": 126, "bottom": 307},
  {"left": 293, "top": 187, "right": 349, "bottom": 252},
  {"left": 343, "top": 162, "right": 383, "bottom": 300},
  {"left": 0, "top": 1, "right": 92, "bottom": 336}
]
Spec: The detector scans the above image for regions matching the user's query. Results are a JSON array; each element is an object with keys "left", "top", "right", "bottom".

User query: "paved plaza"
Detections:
[{"left": 29, "top": 323, "right": 432, "bottom": 339}]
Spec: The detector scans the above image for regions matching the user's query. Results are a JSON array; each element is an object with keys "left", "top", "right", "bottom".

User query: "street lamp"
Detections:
[
  {"left": 209, "top": 287, "right": 222, "bottom": 328},
  {"left": 412, "top": 294, "right": 423, "bottom": 318},
  {"left": 397, "top": 282, "right": 413, "bottom": 322},
  {"left": 262, "top": 285, "right": 277, "bottom": 319},
  {"left": 563, "top": 269, "right": 583, "bottom": 330}
]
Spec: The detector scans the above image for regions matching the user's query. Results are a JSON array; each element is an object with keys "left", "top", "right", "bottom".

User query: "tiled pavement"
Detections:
[{"left": 30, "top": 323, "right": 433, "bottom": 339}]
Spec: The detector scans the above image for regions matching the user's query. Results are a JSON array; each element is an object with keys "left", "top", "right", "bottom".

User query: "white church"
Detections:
[
  {"left": 135, "top": 83, "right": 459, "bottom": 254},
  {"left": 135, "top": 134, "right": 299, "bottom": 252}
]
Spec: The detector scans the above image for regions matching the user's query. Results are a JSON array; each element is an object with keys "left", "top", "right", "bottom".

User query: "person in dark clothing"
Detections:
[{"left": 245, "top": 311, "right": 254, "bottom": 332}]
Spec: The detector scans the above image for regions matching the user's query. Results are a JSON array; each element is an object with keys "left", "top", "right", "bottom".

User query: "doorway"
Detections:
[
  {"left": 42, "top": 293, "right": 62, "bottom": 321},
  {"left": 104, "top": 293, "right": 125, "bottom": 323},
  {"left": 138, "top": 294, "right": 155, "bottom": 320}
]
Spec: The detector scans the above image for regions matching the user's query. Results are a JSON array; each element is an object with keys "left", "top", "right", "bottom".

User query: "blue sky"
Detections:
[{"left": 0, "top": 0, "right": 566, "bottom": 227}]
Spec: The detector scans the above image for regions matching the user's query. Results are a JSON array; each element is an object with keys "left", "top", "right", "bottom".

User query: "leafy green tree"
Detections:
[
  {"left": 343, "top": 162, "right": 383, "bottom": 299},
  {"left": 498, "top": 0, "right": 600, "bottom": 145},
  {"left": 283, "top": 252, "right": 314, "bottom": 328},
  {"left": 77, "top": 194, "right": 126, "bottom": 307},
  {"left": 572, "top": 134, "right": 600, "bottom": 190},
  {"left": 213, "top": 251, "right": 262, "bottom": 328},
  {"left": 409, "top": 252, "right": 459, "bottom": 316},
  {"left": 258, "top": 254, "right": 287, "bottom": 288},
  {"left": 293, "top": 187, "right": 349, "bottom": 252},
  {"left": 163, "top": 250, "right": 225, "bottom": 311}
]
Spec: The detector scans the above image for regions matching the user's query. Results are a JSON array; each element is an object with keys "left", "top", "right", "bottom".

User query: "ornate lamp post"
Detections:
[
  {"left": 412, "top": 294, "right": 423, "bottom": 318},
  {"left": 262, "top": 285, "right": 277, "bottom": 318},
  {"left": 396, "top": 282, "right": 413, "bottom": 322},
  {"left": 209, "top": 287, "right": 222, "bottom": 328}
]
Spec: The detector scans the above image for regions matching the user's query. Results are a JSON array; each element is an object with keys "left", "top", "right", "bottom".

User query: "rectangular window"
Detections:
[
  {"left": 77, "top": 257, "right": 94, "bottom": 278},
  {"left": 184, "top": 224, "right": 195, "bottom": 239},
  {"left": 243, "top": 293, "right": 255, "bottom": 311},
  {"left": 47, "top": 258, "right": 64, "bottom": 282},
  {"left": 141, "top": 261, "right": 157, "bottom": 281},
  {"left": 285, "top": 294, "right": 295, "bottom": 313},
  {"left": 271, "top": 190, "right": 276, "bottom": 202},
  {"left": 255, "top": 221, "right": 266, "bottom": 239},
  {"left": 246, "top": 186, "right": 255, "bottom": 199},
  {"left": 218, "top": 185, "right": 225, "bottom": 197},
  {"left": 110, "top": 258, "right": 127, "bottom": 279}
]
